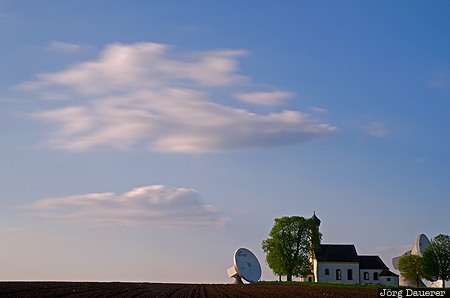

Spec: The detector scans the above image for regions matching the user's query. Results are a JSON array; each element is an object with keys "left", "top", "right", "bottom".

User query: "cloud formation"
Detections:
[
  {"left": 30, "top": 185, "right": 227, "bottom": 227},
  {"left": 234, "top": 91, "right": 295, "bottom": 106},
  {"left": 364, "top": 121, "right": 391, "bottom": 138},
  {"left": 23, "top": 42, "right": 337, "bottom": 153},
  {"left": 46, "top": 41, "right": 84, "bottom": 53}
]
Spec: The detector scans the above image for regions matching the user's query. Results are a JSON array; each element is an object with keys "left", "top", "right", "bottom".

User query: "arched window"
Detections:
[
  {"left": 347, "top": 269, "right": 353, "bottom": 280},
  {"left": 336, "top": 269, "right": 341, "bottom": 280},
  {"left": 364, "top": 272, "right": 369, "bottom": 280},
  {"left": 374, "top": 272, "right": 379, "bottom": 280}
]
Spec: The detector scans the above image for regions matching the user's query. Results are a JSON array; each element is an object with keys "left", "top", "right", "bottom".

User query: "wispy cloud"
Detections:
[
  {"left": 0, "top": 226, "right": 23, "bottom": 233},
  {"left": 46, "top": 41, "right": 84, "bottom": 53},
  {"left": 21, "top": 42, "right": 337, "bottom": 153},
  {"left": 374, "top": 245, "right": 411, "bottom": 256},
  {"left": 427, "top": 69, "right": 450, "bottom": 88},
  {"left": 309, "top": 106, "right": 328, "bottom": 114},
  {"left": 364, "top": 121, "right": 391, "bottom": 138},
  {"left": 30, "top": 185, "right": 227, "bottom": 227},
  {"left": 234, "top": 91, "right": 295, "bottom": 106},
  {"left": 22, "top": 42, "right": 247, "bottom": 92}
]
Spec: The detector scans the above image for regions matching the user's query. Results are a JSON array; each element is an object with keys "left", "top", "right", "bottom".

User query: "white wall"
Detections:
[
  {"left": 378, "top": 275, "right": 399, "bottom": 286},
  {"left": 316, "top": 262, "right": 359, "bottom": 284},
  {"left": 360, "top": 269, "right": 381, "bottom": 284},
  {"left": 360, "top": 269, "right": 399, "bottom": 286}
]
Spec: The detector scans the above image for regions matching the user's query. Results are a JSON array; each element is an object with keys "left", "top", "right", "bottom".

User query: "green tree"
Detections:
[
  {"left": 262, "top": 216, "right": 321, "bottom": 281},
  {"left": 422, "top": 234, "right": 450, "bottom": 288},
  {"left": 398, "top": 254, "right": 424, "bottom": 287}
]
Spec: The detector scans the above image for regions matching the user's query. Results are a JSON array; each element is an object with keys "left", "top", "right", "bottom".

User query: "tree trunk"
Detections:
[
  {"left": 287, "top": 274, "right": 292, "bottom": 281},
  {"left": 442, "top": 279, "right": 445, "bottom": 288}
]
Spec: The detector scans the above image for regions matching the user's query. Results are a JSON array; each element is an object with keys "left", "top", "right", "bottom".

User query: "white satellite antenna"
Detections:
[
  {"left": 227, "top": 248, "right": 262, "bottom": 284},
  {"left": 393, "top": 234, "right": 437, "bottom": 286},
  {"left": 393, "top": 234, "right": 430, "bottom": 270},
  {"left": 411, "top": 234, "right": 430, "bottom": 256}
]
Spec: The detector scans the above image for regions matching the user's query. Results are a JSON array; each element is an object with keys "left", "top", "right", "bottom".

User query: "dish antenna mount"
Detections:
[
  {"left": 392, "top": 234, "right": 437, "bottom": 286},
  {"left": 227, "top": 248, "right": 262, "bottom": 284}
]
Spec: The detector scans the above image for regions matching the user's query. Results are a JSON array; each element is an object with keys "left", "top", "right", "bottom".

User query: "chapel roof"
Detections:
[
  {"left": 359, "top": 255, "right": 389, "bottom": 270},
  {"left": 316, "top": 244, "right": 359, "bottom": 262},
  {"left": 379, "top": 269, "right": 399, "bottom": 277}
]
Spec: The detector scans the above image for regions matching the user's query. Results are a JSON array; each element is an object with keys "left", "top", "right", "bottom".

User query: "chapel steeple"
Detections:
[{"left": 312, "top": 211, "right": 321, "bottom": 227}]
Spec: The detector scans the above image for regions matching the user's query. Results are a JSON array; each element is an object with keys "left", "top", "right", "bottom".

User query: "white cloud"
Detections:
[
  {"left": 22, "top": 42, "right": 247, "bottom": 93},
  {"left": 22, "top": 42, "right": 337, "bottom": 153},
  {"left": 30, "top": 185, "right": 227, "bottom": 227},
  {"left": 234, "top": 91, "right": 295, "bottom": 106}
]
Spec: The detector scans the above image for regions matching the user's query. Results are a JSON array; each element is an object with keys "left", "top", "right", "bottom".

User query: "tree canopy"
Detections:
[
  {"left": 398, "top": 254, "right": 424, "bottom": 287},
  {"left": 422, "top": 234, "right": 450, "bottom": 288},
  {"left": 261, "top": 216, "right": 321, "bottom": 281}
]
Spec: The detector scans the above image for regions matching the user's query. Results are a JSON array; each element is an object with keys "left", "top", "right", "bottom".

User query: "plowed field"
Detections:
[{"left": 0, "top": 282, "right": 379, "bottom": 297}]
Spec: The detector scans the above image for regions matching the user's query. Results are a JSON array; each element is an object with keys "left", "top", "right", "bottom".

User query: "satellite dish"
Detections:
[
  {"left": 411, "top": 234, "right": 430, "bottom": 256},
  {"left": 393, "top": 234, "right": 430, "bottom": 270},
  {"left": 227, "top": 248, "right": 262, "bottom": 284},
  {"left": 412, "top": 234, "right": 438, "bottom": 283},
  {"left": 392, "top": 234, "right": 437, "bottom": 285}
]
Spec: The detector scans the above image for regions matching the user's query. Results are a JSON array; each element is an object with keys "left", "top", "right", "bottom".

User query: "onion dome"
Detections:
[{"left": 312, "top": 211, "right": 321, "bottom": 227}]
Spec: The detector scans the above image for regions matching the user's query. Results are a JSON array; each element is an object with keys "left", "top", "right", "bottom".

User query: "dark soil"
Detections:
[{"left": 0, "top": 282, "right": 380, "bottom": 297}]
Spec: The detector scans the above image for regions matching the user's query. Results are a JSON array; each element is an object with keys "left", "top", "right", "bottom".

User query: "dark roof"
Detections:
[
  {"left": 316, "top": 244, "right": 359, "bottom": 262},
  {"left": 379, "top": 269, "right": 399, "bottom": 277},
  {"left": 311, "top": 211, "right": 321, "bottom": 226},
  {"left": 359, "top": 256, "right": 389, "bottom": 270}
]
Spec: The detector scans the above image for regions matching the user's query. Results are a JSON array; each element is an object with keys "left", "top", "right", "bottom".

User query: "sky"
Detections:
[{"left": 1, "top": 1, "right": 449, "bottom": 283}]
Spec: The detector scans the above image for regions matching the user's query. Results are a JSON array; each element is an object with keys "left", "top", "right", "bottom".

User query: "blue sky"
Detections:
[{"left": 1, "top": 1, "right": 449, "bottom": 282}]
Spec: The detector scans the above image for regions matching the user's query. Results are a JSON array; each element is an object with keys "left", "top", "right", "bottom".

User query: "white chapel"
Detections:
[{"left": 301, "top": 212, "right": 399, "bottom": 286}]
